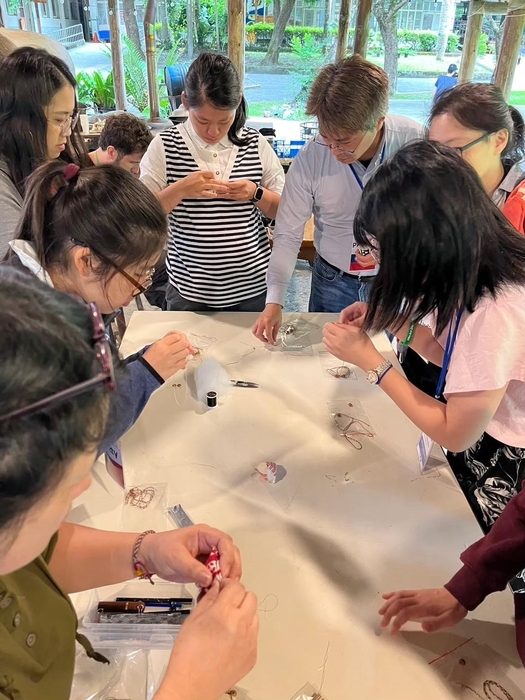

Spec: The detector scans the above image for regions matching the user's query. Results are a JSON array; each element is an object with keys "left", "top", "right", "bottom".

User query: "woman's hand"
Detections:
[
  {"left": 379, "top": 588, "right": 468, "bottom": 635},
  {"left": 323, "top": 322, "right": 382, "bottom": 370},
  {"left": 339, "top": 302, "right": 368, "bottom": 327},
  {"left": 222, "top": 180, "right": 258, "bottom": 202},
  {"left": 143, "top": 332, "right": 194, "bottom": 381},
  {"left": 156, "top": 579, "right": 258, "bottom": 700},
  {"left": 252, "top": 303, "right": 282, "bottom": 344},
  {"left": 180, "top": 171, "right": 229, "bottom": 199},
  {"left": 140, "top": 525, "right": 242, "bottom": 588}
]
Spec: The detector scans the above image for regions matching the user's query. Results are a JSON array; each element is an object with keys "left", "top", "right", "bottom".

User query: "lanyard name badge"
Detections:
[
  {"left": 349, "top": 143, "right": 386, "bottom": 191},
  {"left": 417, "top": 309, "right": 464, "bottom": 472}
]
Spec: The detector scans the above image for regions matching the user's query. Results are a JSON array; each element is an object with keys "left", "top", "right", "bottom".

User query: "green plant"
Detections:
[
  {"left": 76, "top": 70, "right": 115, "bottom": 110},
  {"left": 478, "top": 32, "right": 488, "bottom": 57},
  {"left": 92, "top": 71, "right": 115, "bottom": 110},
  {"left": 75, "top": 71, "right": 96, "bottom": 106},
  {"left": 447, "top": 33, "right": 459, "bottom": 52},
  {"left": 290, "top": 34, "right": 327, "bottom": 108},
  {"left": 121, "top": 35, "right": 149, "bottom": 112}
]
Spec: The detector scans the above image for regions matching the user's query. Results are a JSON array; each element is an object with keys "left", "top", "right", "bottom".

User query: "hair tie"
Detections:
[{"left": 64, "top": 163, "right": 80, "bottom": 182}]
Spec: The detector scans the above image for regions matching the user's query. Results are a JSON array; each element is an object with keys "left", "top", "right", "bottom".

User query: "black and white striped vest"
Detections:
[{"left": 160, "top": 124, "right": 270, "bottom": 307}]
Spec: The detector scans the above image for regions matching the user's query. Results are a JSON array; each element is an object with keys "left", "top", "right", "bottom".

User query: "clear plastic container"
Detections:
[{"left": 80, "top": 580, "right": 195, "bottom": 650}]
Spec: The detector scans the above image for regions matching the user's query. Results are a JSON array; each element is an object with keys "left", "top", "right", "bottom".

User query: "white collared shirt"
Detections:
[
  {"left": 140, "top": 117, "right": 284, "bottom": 195},
  {"left": 265, "top": 114, "right": 424, "bottom": 306}
]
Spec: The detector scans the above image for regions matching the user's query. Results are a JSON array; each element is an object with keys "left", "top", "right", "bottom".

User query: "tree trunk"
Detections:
[
  {"left": 261, "top": 0, "right": 296, "bottom": 65},
  {"left": 435, "top": 0, "right": 452, "bottom": 61},
  {"left": 123, "top": 0, "right": 144, "bottom": 57},
  {"left": 158, "top": 0, "right": 171, "bottom": 45},
  {"left": 274, "top": 0, "right": 281, "bottom": 22},
  {"left": 375, "top": 11, "right": 399, "bottom": 95},
  {"left": 323, "top": 0, "right": 331, "bottom": 37},
  {"left": 215, "top": 0, "right": 220, "bottom": 48}
]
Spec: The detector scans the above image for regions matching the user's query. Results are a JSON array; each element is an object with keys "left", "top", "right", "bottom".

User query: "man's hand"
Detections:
[
  {"left": 379, "top": 588, "right": 468, "bottom": 635},
  {"left": 252, "top": 304, "right": 282, "bottom": 344}
]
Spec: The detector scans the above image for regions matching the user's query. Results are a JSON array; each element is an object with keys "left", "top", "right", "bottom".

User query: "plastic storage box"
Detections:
[{"left": 80, "top": 580, "right": 195, "bottom": 650}]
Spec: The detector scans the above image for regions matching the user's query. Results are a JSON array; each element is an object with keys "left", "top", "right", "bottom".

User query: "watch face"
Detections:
[{"left": 366, "top": 370, "right": 379, "bottom": 385}]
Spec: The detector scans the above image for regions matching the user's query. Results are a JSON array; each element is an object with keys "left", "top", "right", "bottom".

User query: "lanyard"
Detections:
[
  {"left": 435, "top": 309, "right": 463, "bottom": 399},
  {"left": 349, "top": 143, "right": 386, "bottom": 190}
]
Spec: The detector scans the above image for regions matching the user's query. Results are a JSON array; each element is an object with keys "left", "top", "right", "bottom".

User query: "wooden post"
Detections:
[
  {"left": 336, "top": 0, "right": 351, "bottom": 62},
  {"left": 354, "top": 0, "right": 372, "bottom": 57},
  {"left": 107, "top": 0, "right": 127, "bottom": 110},
  {"left": 187, "top": 0, "right": 194, "bottom": 58},
  {"left": 494, "top": 0, "right": 525, "bottom": 99},
  {"left": 228, "top": 0, "right": 245, "bottom": 85},
  {"left": 458, "top": 0, "right": 483, "bottom": 83},
  {"left": 144, "top": 0, "right": 160, "bottom": 120}
]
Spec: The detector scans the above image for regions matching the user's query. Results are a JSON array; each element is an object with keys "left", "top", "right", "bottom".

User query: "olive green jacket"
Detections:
[{"left": 0, "top": 535, "right": 103, "bottom": 700}]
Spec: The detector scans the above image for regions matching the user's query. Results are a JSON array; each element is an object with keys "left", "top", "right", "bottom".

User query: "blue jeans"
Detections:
[{"left": 308, "top": 256, "right": 373, "bottom": 313}]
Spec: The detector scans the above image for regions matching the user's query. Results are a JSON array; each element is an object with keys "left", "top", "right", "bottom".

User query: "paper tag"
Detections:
[{"left": 417, "top": 433, "right": 433, "bottom": 473}]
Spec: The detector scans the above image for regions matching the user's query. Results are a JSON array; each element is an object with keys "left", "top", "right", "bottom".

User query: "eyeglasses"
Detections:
[
  {"left": 452, "top": 132, "right": 494, "bottom": 154},
  {"left": 55, "top": 111, "right": 80, "bottom": 137},
  {"left": 315, "top": 131, "right": 368, "bottom": 156},
  {"left": 70, "top": 238, "right": 154, "bottom": 297},
  {"left": 0, "top": 302, "right": 115, "bottom": 423}
]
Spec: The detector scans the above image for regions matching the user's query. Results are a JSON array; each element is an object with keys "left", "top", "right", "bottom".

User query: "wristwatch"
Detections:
[
  {"left": 252, "top": 186, "right": 264, "bottom": 202},
  {"left": 366, "top": 359, "right": 393, "bottom": 385}
]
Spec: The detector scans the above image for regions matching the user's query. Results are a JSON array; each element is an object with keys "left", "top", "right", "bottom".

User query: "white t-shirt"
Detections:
[{"left": 434, "top": 285, "right": 525, "bottom": 447}]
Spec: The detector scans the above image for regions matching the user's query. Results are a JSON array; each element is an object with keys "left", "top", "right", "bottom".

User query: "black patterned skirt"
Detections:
[{"left": 447, "top": 433, "right": 525, "bottom": 592}]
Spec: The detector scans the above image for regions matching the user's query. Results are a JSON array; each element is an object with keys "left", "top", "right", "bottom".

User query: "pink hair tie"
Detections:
[{"left": 64, "top": 163, "right": 80, "bottom": 182}]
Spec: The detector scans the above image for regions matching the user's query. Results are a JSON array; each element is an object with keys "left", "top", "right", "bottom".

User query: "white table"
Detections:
[{"left": 72, "top": 312, "right": 525, "bottom": 700}]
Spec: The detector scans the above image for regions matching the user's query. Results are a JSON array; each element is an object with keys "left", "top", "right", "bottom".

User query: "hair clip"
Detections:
[{"left": 64, "top": 163, "right": 80, "bottom": 182}]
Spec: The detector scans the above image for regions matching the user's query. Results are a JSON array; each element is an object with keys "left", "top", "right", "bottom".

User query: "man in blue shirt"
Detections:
[
  {"left": 253, "top": 55, "right": 423, "bottom": 344},
  {"left": 433, "top": 63, "right": 458, "bottom": 103}
]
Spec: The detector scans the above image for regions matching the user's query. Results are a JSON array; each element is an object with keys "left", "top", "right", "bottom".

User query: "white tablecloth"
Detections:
[{"left": 71, "top": 312, "right": 525, "bottom": 700}]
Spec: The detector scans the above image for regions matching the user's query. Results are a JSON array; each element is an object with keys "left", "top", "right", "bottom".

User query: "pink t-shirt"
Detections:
[{"left": 434, "top": 285, "right": 525, "bottom": 447}]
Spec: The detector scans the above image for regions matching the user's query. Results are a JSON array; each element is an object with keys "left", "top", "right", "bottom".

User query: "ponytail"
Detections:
[
  {"left": 229, "top": 95, "right": 248, "bottom": 147},
  {"left": 13, "top": 160, "right": 167, "bottom": 276}
]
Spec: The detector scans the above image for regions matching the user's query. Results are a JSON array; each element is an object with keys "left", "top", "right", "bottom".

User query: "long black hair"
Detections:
[
  {"left": 354, "top": 140, "right": 525, "bottom": 336},
  {"left": 0, "top": 47, "right": 90, "bottom": 195},
  {"left": 13, "top": 160, "right": 167, "bottom": 280},
  {"left": 0, "top": 268, "right": 120, "bottom": 537},
  {"left": 184, "top": 51, "right": 248, "bottom": 147},
  {"left": 430, "top": 82, "right": 525, "bottom": 166}
]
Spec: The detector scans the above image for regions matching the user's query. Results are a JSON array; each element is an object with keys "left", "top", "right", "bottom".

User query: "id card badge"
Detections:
[
  {"left": 105, "top": 441, "right": 125, "bottom": 489},
  {"left": 417, "top": 433, "right": 434, "bottom": 473}
]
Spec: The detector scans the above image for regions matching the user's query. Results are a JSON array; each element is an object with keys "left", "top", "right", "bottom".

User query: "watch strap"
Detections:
[{"left": 372, "top": 359, "right": 393, "bottom": 384}]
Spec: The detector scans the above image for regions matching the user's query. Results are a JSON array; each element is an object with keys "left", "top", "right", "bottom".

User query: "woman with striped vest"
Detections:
[{"left": 141, "top": 52, "right": 285, "bottom": 311}]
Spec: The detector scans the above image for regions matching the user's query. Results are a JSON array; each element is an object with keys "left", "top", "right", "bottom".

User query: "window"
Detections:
[
  {"left": 422, "top": 12, "right": 434, "bottom": 30},
  {"left": 63, "top": 0, "right": 70, "bottom": 19},
  {"left": 50, "top": 0, "right": 59, "bottom": 18},
  {"left": 70, "top": 0, "right": 78, "bottom": 19}
]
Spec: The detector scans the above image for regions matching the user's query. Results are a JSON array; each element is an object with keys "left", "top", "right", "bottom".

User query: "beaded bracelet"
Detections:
[
  {"left": 400, "top": 320, "right": 416, "bottom": 347},
  {"left": 132, "top": 530, "right": 155, "bottom": 584}
]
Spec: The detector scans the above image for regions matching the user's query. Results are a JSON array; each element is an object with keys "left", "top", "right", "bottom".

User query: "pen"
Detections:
[
  {"left": 230, "top": 380, "right": 259, "bottom": 388},
  {"left": 100, "top": 608, "right": 191, "bottom": 617},
  {"left": 116, "top": 597, "right": 193, "bottom": 605}
]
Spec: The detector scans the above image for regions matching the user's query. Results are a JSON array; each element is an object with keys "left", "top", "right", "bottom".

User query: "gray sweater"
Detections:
[{"left": 0, "top": 160, "right": 23, "bottom": 259}]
